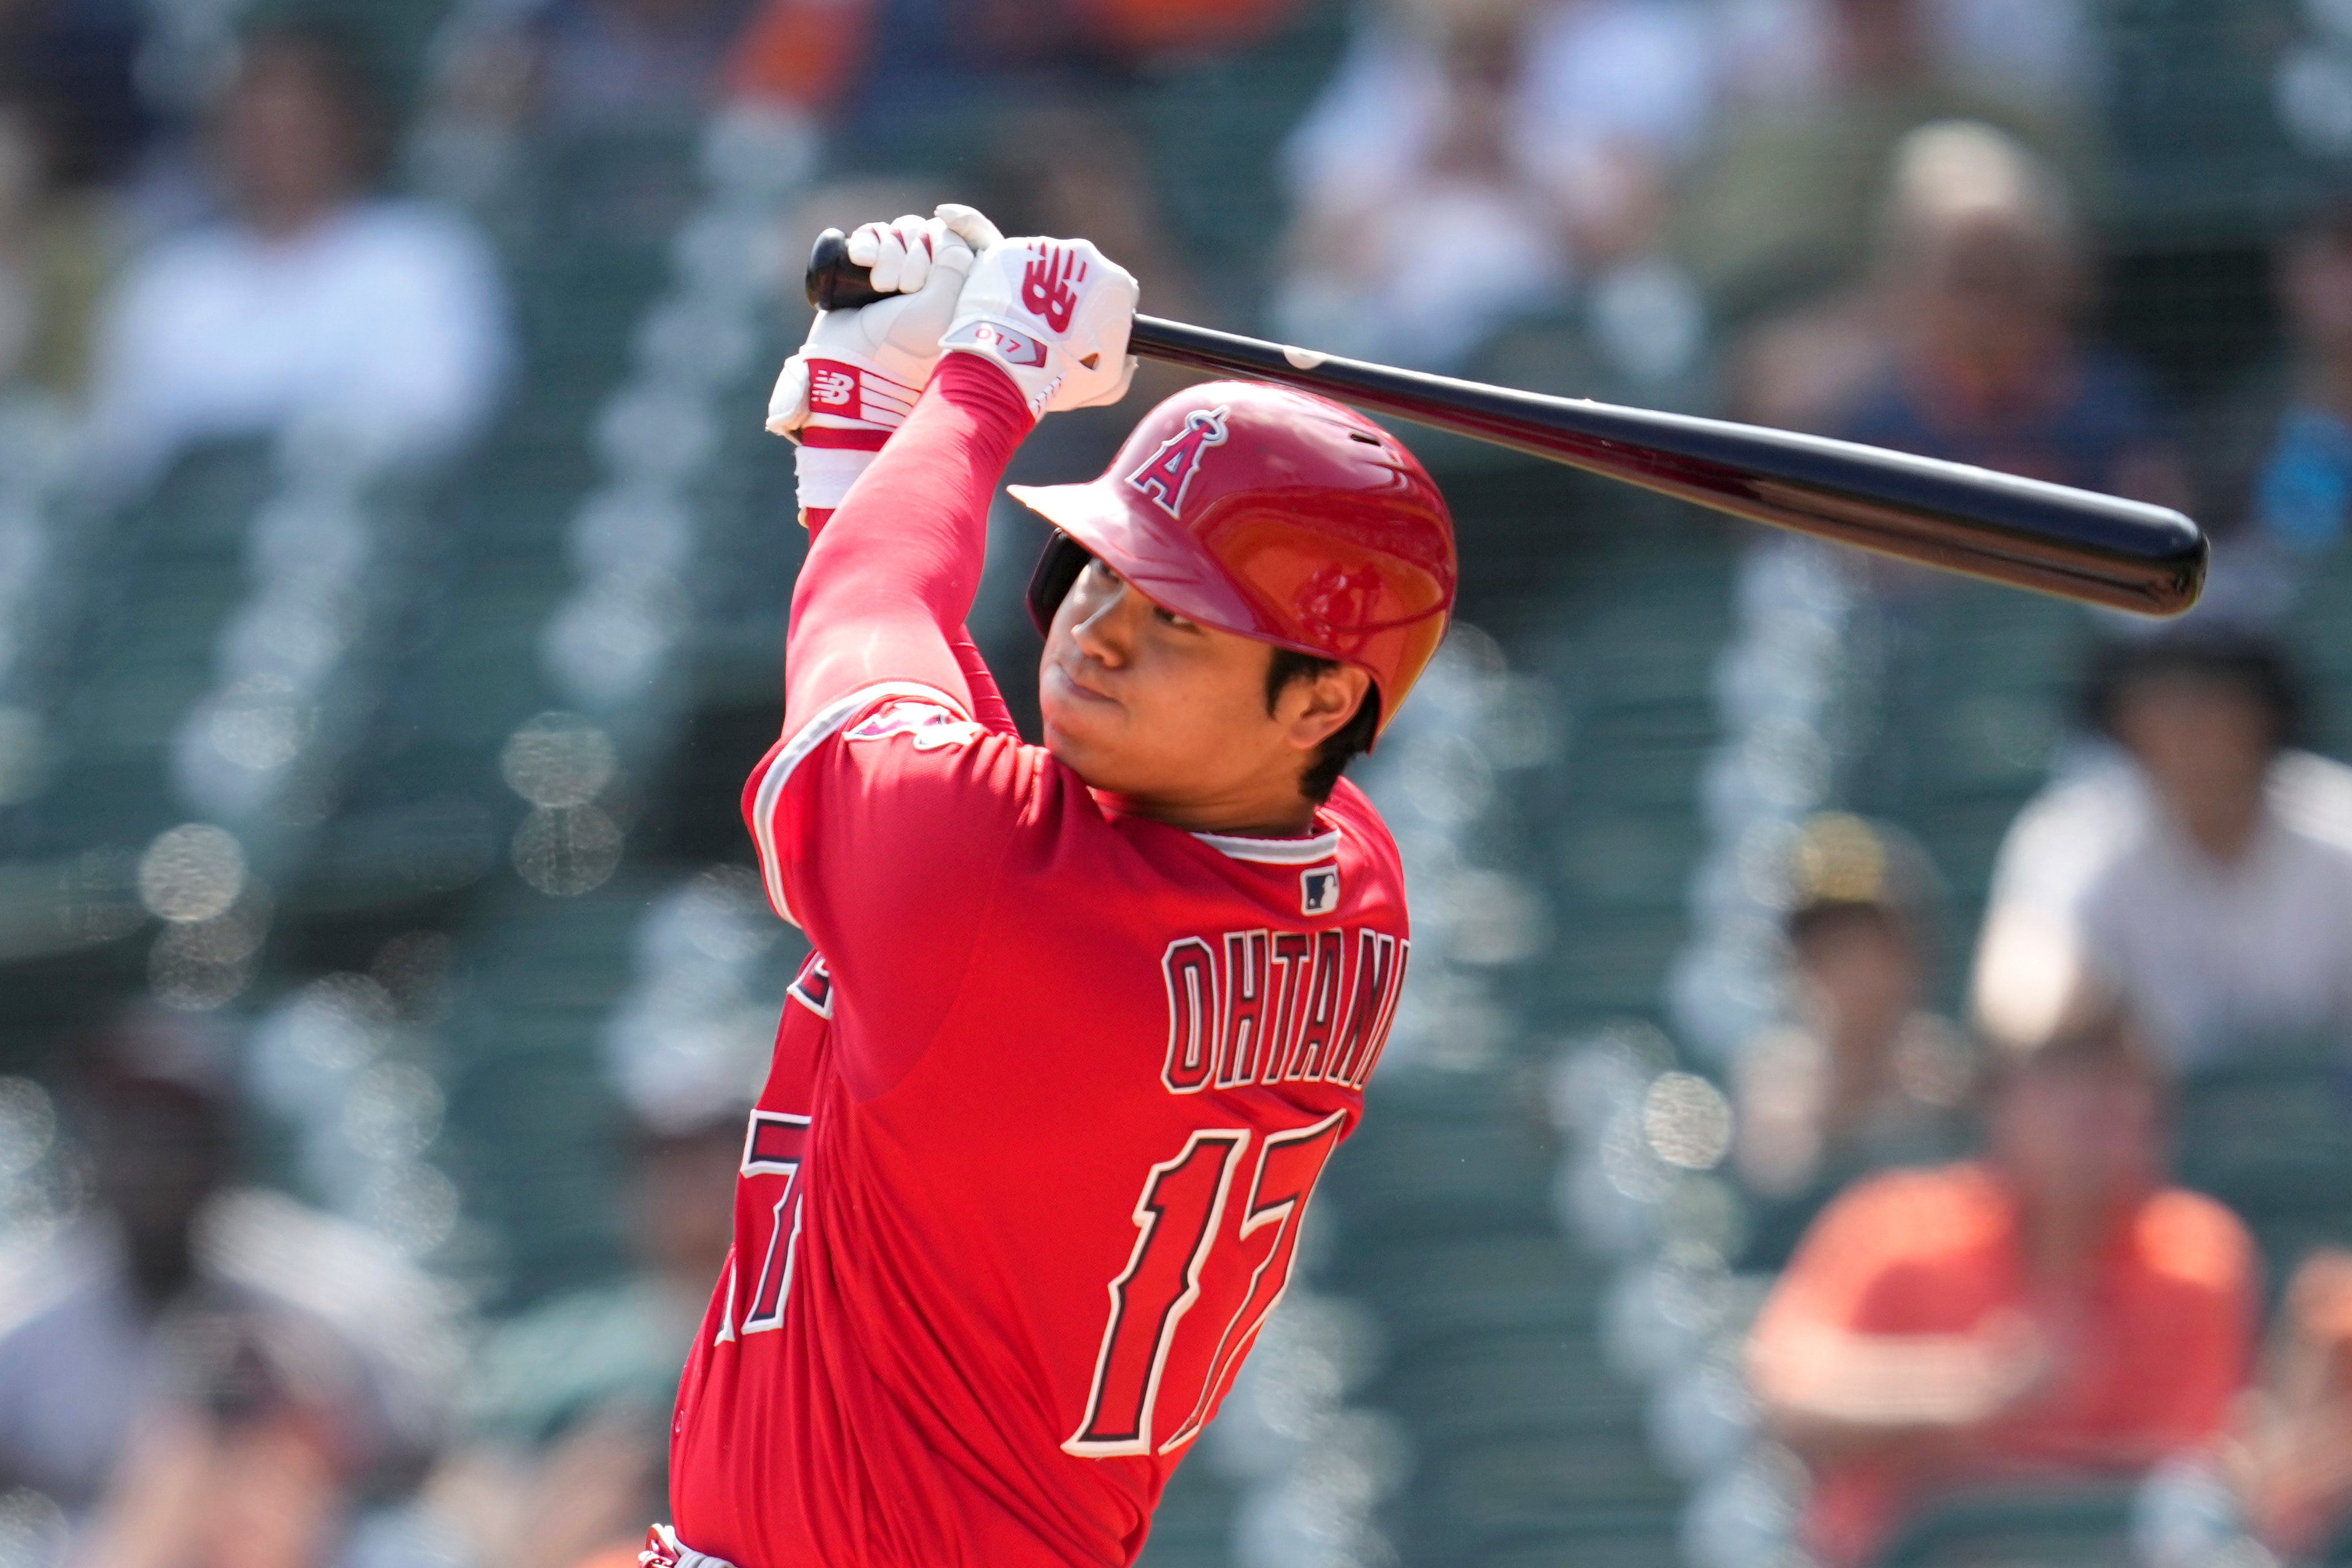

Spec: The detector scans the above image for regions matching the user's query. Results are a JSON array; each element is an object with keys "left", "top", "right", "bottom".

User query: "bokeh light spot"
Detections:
[
  {"left": 136, "top": 824, "right": 247, "bottom": 923},
  {"left": 1643, "top": 1072, "right": 1734, "bottom": 1170},
  {"left": 512, "top": 804, "right": 623, "bottom": 895},
  {"left": 500, "top": 711, "right": 618, "bottom": 807}
]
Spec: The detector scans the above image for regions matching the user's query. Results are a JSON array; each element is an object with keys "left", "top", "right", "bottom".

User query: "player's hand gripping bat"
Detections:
[{"left": 806, "top": 229, "right": 2206, "bottom": 616}]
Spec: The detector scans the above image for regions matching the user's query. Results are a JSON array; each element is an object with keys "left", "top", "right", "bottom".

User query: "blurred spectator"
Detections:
[
  {"left": 1732, "top": 814, "right": 1972, "bottom": 1268},
  {"left": 0, "top": 1010, "right": 458, "bottom": 1554},
  {"left": 1735, "top": 120, "right": 2186, "bottom": 530},
  {"left": 64, "top": 1323, "right": 391, "bottom": 1568},
  {"left": 532, "top": 0, "right": 758, "bottom": 134},
  {"left": 445, "top": 0, "right": 759, "bottom": 142},
  {"left": 1678, "top": 0, "right": 2095, "bottom": 338},
  {"left": 1824, "top": 124, "right": 2182, "bottom": 506},
  {"left": 0, "top": 0, "right": 149, "bottom": 190},
  {"left": 425, "top": 1095, "right": 743, "bottom": 1568},
  {"left": 1749, "top": 1002, "right": 2256, "bottom": 1568},
  {"left": 1272, "top": 0, "right": 1719, "bottom": 369},
  {"left": 2227, "top": 1250, "right": 2352, "bottom": 1561},
  {"left": 0, "top": 0, "right": 145, "bottom": 402},
  {"left": 1716, "top": 0, "right": 2096, "bottom": 117},
  {"left": 0, "top": 95, "right": 114, "bottom": 398},
  {"left": 2196, "top": 197, "right": 2352, "bottom": 576},
  {"left": 714, "top": 0, "right": 868, "bottom": 125},
  {"left": 723, "top": 0, "right": 1314, "bottom": 119},
  {"left": 1973, "top": 630, "right": 2352, "bottom": 1072},
  {"left": 84, "top": 24, "right": 510, "bottom": 488},
  {"left": 422, "top": 0, "right": 772, "bottom": 233}
]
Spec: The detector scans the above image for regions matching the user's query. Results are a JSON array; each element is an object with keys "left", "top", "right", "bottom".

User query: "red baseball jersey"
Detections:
[{"left": 666, "top": 355, "right": 1414, "bottom": 1567}]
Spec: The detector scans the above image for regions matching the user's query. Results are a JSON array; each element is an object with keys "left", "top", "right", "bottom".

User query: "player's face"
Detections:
[{"left": 1039, "top": 558, "right": 1366, "bottom": 832}]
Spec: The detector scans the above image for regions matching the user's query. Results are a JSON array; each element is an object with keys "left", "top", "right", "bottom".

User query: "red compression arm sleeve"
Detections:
[
  {"left": 950, "top": 631, "right": 1020, "bottom": 737},
  {"left": 801, "top": 523, "right": 1015, "bottom": 735},
  {"left": 784, "top": 353, "right": 1032, "bottom": 732}
]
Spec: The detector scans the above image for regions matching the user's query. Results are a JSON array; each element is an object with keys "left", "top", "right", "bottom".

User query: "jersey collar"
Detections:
[{"left": 1189, "top": 825, "right": 1342, "bottom": 864}]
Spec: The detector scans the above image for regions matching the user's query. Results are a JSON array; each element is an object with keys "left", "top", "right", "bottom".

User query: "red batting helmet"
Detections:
[{"left": 1010, "top": 381, "right": 1457, "bottom": 737}]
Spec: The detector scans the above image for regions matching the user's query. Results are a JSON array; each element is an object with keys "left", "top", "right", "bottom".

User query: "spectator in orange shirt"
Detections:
[
  {"left": 720, "top": 0, "right": 1312, "bottom": 121},
  {"left": 1749, "top": 1002, "right": 2257, "bottom": 1567}
]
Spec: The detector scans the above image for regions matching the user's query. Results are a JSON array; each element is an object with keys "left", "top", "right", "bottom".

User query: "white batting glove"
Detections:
[
  {"left": 938, "top": 215, "right": 1137, "bottom": 420},
  {"left": 764, "top": 210, "right": 993, "bottom": 511}
]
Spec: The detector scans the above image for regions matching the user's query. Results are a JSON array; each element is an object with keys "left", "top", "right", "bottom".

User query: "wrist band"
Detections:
[{"left": 796, "top": 445, "right": 878, "bottom": 511}]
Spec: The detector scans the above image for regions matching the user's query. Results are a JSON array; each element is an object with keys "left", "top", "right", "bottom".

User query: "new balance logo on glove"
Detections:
[
  {"left": 1021, "top": 244, "right": 1087, "bottom": 332},
  {"left": 810, "top": 366, "right": 858, "bottom": 407}
]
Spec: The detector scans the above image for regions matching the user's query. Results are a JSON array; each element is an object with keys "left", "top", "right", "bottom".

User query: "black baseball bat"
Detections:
[{"left": 806, "top": 229, "right": 2206, "bottom": 616}]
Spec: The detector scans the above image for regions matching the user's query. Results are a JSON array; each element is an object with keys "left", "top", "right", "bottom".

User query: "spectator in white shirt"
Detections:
[
  {"left": 1972, "top": 631, "right": 2352, "bottom": 1072},
  {"left": 83, "top": 24, "right": 511, "bottom": 488},
  {"left": 1273, "top": 0, "right": 1719, "bottom": 370}
]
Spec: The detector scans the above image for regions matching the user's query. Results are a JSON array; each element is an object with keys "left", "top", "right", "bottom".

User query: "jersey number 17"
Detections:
[{"left": 1064, "top": 1108, "right": 1348, "bottom": 1458}]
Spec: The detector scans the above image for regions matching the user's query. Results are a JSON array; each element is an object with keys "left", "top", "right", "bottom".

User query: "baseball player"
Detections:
[{"left": 648, "top": 204, "right": 1456, "bottom": 1568}]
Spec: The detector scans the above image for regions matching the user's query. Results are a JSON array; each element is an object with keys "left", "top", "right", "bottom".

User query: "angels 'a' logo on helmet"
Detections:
[{"left": 1124, "top": 406, "right": 1230, "bottom": 519}]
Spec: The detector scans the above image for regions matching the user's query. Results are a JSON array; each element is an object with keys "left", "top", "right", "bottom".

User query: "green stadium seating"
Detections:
[{"left": 1877, "top": 1484, "right": 2138, "bottom": 1568}]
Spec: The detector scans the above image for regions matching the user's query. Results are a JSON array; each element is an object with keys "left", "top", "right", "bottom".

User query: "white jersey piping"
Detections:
[{"left": 748, "top": 680, "right": 972, "bottom": 924}]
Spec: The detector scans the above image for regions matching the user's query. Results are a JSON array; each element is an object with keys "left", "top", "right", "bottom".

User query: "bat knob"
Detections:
[{"left": 805, "top": 227, "right": 889, "bottom": 312}]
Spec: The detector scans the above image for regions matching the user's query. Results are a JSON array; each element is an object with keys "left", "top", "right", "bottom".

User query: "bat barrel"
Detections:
[{"left": 1131, "top": 316, "right": 2206, "bottom": 616}]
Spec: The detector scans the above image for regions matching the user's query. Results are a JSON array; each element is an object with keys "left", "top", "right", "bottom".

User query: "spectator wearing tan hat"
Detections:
[{"left": 1732, "top": 813, "right": 1974, "bottom": 1267}]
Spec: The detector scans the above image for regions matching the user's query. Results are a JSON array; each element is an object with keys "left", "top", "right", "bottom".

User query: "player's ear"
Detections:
[{"left": 1283, "top": 665, "right": 1371, "bottom": 752}]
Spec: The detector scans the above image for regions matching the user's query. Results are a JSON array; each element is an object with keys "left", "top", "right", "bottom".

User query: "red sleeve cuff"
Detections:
[{"left": 931, "top": 350, "right": 1037, "bottom": 438}]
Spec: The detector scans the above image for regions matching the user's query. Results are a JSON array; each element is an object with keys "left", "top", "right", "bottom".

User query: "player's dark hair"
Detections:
[
  {"left": 2083, "top": 628, "right": 2303, "bottom": 750},
  {"left": 1267, "top": 649, "right": 1378, "bottom": 806}
]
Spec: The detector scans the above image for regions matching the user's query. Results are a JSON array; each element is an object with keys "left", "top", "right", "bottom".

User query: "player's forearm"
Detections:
[{"left": 784, "top": 352, "right": 1031, "bottom": 726}]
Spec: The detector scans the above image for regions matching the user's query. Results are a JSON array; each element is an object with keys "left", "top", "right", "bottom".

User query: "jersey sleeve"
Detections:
[{"left": 743, "top": 689, "right": 1037, "bottom": 1101}]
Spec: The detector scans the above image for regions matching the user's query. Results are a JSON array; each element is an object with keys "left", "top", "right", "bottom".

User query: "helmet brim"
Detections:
[{"left": 1008, "top": 481, "right": 1323, "bottom": 656}]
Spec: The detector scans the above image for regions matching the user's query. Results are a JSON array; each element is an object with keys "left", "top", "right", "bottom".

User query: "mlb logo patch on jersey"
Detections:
[
  {"left": 846, "top": 699, "right": 983, "bottom": 753},
  {"left": 1300, "top": 864, "right": 1341, "bottom": 917}
]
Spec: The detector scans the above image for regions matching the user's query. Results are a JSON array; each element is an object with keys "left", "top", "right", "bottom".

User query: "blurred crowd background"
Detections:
[{"left": 8, "top": 2, "right": 2352, "bottom": 1567}]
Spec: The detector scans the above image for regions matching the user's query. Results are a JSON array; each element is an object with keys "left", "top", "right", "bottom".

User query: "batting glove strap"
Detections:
[
  {"left": 778, "top": 355, "right": 919, "bottom": 511},
  {"left": 795, "top": 445, "right": 879, "bottom": 510}
]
